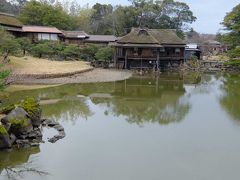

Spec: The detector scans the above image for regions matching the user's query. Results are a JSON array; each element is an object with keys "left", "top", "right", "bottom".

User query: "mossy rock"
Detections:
[
  {"left": 0, "top": 125, "right": 7, "bottom": 135},
  {"left": 18, "top": 98, "right": 41, "bottom": 127},
  {"left": 0, "top": 104, "right": 15, "bottom": 114},
  {"left": 10, "top": 119, "right": 29, "bottom": 129},
  {"left": 0, "top": 125, "right": 11, "bottom": 149},
  {"left": 9, "top": 118, "right": 33, "bottom": 137}
]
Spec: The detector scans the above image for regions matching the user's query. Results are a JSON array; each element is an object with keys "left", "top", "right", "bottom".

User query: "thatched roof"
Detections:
[
  {"left": 117, "top": 28, "right": 185, "bottom": 45},
  {"left": 61, "top": 31, "right": 89, "bottom": 38},
  {"left": 0, "top": 12, "right": 23, "bottom": 27}
]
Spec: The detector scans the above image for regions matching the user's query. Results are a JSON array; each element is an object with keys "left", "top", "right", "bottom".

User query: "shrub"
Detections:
[
  {"left": 95, "top": 47, "right": 113, "bottom": 62},
  {"left": 31, "top": 41, "right": 51, "bottom": 58},
  {"left": 16, "top": 37, "right": 32, "bottom": 56},
  {"left": 228, "top": 47, "right": 240, "bottom": 58},
  {"left": 0, "top": 64, "right": 10, "bottom": 90},
  {"left": 63, "top": 44, "right": 80, "bottom": 60},
  {"left": 224, "top": 60, "right": 240, "bottom": 66},
  {"left": 80, "top": 44, "right": 100, "bottom": 61}
]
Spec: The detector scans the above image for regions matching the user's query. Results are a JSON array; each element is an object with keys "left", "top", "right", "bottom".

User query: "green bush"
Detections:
[
  {"left": 224, "top": 60, "right": 240, "bottom": 66},
  {"left": 0, "top": 64, "right": 10, "bottom": 90},
  {"left": 80, "top": 44, "right": 100, "bottom": 61},
  {"left": 95, "top": 47, "right": 113, "bottom": 62},
  {"left": 16, "top": 37, "right": 32, "bottom": 56},
  {"left": 31, "top": 41, "right": 52, "bottom": 58},
  {"left": 63, "top": 44, "right": 80, "bottom": 60},
  {"left": 228, "top": 47, "right": 240, "bottom": 58}
]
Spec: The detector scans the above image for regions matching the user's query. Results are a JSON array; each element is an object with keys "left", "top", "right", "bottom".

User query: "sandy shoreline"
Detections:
[{"left": 8, "top": 68, "right": 132, "bottom": 85}]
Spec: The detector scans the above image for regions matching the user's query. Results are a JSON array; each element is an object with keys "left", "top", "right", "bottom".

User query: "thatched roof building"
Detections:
[
  {"left": 113, "top": 28, "right": 186, "bottom": 70},
  {"left": 0, "top": 12, "right": 23, "bottom": 28},
  {"left": 0, "top": 12, "right": 23, "bottom": 35}
]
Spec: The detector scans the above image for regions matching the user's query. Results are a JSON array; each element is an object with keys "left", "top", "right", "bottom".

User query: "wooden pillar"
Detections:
[
  {"left": 125, "top": 49, "right": 128, "bottom": 69},
  {"left": 157, "top": 50, "right": 160, "bottom": 72},
  {"left": 114, "top": 47, "right": 117, "bottom": 68}
]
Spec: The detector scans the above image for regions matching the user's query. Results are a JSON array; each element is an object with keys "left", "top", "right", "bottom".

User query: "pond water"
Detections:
[{"left": 1, "top": 72, "right": 240, "bottom": 180}]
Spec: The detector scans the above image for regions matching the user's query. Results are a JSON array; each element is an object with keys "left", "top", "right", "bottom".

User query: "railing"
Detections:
[{"left": 117, "top": 55, "right": 184, "bottom": 60}]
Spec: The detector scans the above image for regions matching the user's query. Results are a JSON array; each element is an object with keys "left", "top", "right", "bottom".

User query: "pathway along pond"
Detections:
[{"left": 1, "top": 72, "right": 240, "bottom": 180}]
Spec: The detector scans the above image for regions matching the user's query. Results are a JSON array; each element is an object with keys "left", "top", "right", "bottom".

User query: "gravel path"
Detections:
[{"left": 9, "top": 68, "right": 132, "bottom": 84}]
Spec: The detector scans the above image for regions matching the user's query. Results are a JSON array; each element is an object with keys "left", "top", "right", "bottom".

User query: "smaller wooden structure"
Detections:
[
  {"left": 60, "top": 31, "right": 89, "bottom": 45},
  {"left": 185, "top": 44, "right": 201, "bottom": 60}
]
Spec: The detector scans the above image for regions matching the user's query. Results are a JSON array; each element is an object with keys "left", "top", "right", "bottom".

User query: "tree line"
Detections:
[
  {"left": 217, "top": 3, "right": 240, "bottom": 59},
  {"left": 1, "top": 0, "right": 196, "bottom": 37}
]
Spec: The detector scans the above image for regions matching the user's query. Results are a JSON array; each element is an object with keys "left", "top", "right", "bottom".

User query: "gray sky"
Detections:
[{"left": 76, "top": 0, "right": 239, "bottom": 34}]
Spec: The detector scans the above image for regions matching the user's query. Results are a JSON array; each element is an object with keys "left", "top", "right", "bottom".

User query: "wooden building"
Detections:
[
  {"left": 84, "top": 35, "right": 117, "bottom": 46},
  {"left": 60, "top": 31, "right": 117, "bottom": 46},
  {"left": 113, "top": 28, "right": 186, "bottom": 70},
  {"left": 60, "top": 31, "right": 89, "bottom": 45},
  {"left": 185, "top": 43, "right": 201, "bottom": 60},
  {"left": 0, "top": 12, "right": 23, "bottom": 37},
  {"left": 22, "top": 26, "right": 63, "bottom": 42}
]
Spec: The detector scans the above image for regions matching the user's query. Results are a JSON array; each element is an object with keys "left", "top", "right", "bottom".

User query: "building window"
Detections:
[
  {"left": 50, "top": 34, "right": 58, "bottom": 41},
  {"left": 159, "top": 47, "right": 165, "bottom": 52},
  {"left": 175, "top": 48, "right": 180, "bottom": 55},
  {"left": 38, "top": 33, "right": 58, "bottom": 41}
]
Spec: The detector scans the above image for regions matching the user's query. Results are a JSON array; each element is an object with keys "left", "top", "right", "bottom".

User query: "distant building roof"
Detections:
[
  {"left": 117, "top": 28, "right": 185, "bottom": 45},
  {"left": 22, "top": 26, "right": 62, "bottom": 34},
  {"left": 85, "top": 35, "right": 117, "bottom": 42},
  {"left": 61, "top": 31, "right": 89, "bottom": 38},
  {"left": 205, "top": 40, "right": 221, "bottom": 45},
  {"left": 0, "top": 12, "right": 23, "bottom": 28}
]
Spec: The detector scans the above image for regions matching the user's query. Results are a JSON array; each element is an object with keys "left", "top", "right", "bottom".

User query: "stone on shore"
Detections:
[{"left": 0, "top": 125, "right": 12, "bottom": 149}]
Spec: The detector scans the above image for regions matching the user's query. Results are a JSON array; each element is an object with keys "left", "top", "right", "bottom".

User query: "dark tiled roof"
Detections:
[
  {"left": 22, "top": 26, "right": 62, "bottom": 34},
  {"left": 0, "top": 12, "right": 23, "bottom": 27},
  {"left": 117, "top": 28, "right": 185, "bottom": 45},
  {"left": 85, "top": 35, "right": 117, "bottom": 42},
  {"left": 61, "top": 31, "right": 89, "bottom": 38}
]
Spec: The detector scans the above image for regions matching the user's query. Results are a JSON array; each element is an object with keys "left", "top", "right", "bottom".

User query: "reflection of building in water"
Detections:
[{"left": 91, "top": 74, "right": 193, "bottom": 125}]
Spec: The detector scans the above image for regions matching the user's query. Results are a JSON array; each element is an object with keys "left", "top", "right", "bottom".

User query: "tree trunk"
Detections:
[{"left": 2, "top": 51, "right": 10, "bottom": 64}]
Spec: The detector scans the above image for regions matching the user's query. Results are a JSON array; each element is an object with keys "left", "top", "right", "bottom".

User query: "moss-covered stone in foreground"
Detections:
[
  {"left": 19, "top": 98, "right": 39, "bottom": 117},
  {"left": 0, "top": 104, "right": 15, "bottom": 114},
  {"left": 10, "top": 119, "right": 29, "bottom": 129},
  {"left": 0, "top": 125, "right": 8, "bottom": 135}
]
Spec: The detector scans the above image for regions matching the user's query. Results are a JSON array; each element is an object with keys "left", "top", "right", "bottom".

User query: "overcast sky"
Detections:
[{"left": 76, "top": 0, "right": 239, "bottom": 34}]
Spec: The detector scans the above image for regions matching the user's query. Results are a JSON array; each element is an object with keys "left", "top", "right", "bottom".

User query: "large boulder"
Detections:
[
  {"left": 18, "top": 98, "right": 42, "bottom": 127},
  {"left": 1, "top": 107, "right": 33, "bottom": 137},
  {"left": 9, "top": 118, "right": 33, "bottom": 137},
  {"left": 0, "top": 125, "right": 12, "bottom": 149}
]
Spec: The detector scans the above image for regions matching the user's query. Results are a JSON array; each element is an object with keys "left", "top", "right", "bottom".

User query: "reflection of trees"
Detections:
[
  {"left": 220, "top": 73, "right": 240, "bottom": 122},
  {"left": 110, "top": 95, "right": 190, "bottom": 125},
  {"left": 92, "top": 75, "right": 192, "bottom": 125},
  {"left": 41, "top": 98, "right": 94, "bottom": 124},
  {"left": 0, "top": 148, "right": 49, "bottom": 180}
]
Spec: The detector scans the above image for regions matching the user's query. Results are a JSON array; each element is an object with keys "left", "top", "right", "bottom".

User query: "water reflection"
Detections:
[
  {"left": 0, "top": 148, "right": 49, "bottom": 180},
  {"left": 42, "top": 98, "right": 94, "bottom": 124},
  {"left": 92, "top": 75, "right": 191, "bottom": 125},
  {"left": 1, "top": 73, "right": 200, "bottom": 125},
  {"left": 220, "top": 73, "right": 240, "bottom": 122}
]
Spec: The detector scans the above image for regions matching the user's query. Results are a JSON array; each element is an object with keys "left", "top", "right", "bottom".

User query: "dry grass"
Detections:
[{"left": 6, "top": 56, "right": 92, "bottom": 75}]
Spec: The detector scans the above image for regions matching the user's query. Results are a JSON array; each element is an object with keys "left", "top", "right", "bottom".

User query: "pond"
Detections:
[{"left": 1, "top": 72, "right": 240, "bottom": 180}]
